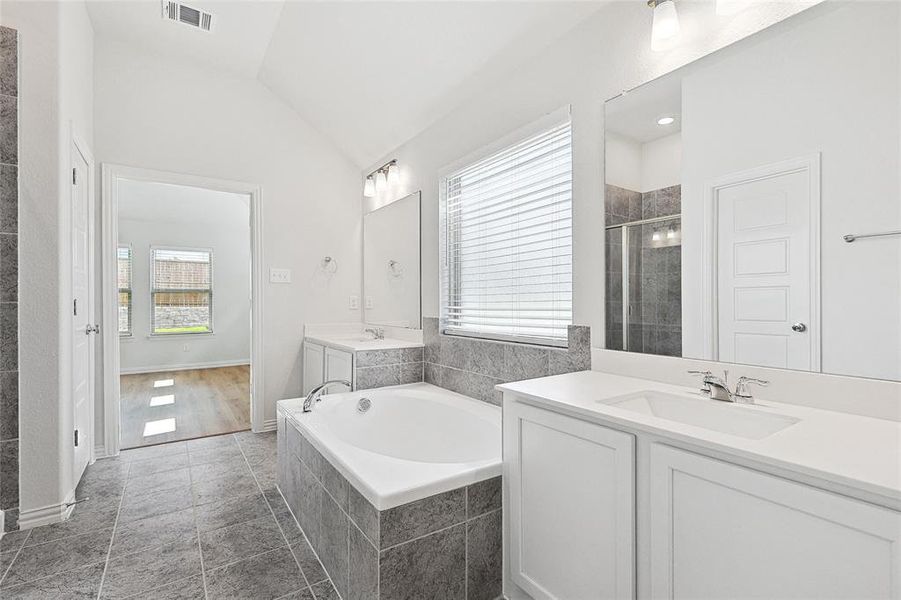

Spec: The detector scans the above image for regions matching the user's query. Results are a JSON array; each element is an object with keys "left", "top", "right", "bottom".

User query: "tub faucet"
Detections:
[{"left": 303, "top": 379, "right": 352, "bottom": 412}]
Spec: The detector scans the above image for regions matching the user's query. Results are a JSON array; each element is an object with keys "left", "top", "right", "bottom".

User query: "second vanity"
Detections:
[{"left": 498, "top": 370, "right": 901, "bottom": 600}]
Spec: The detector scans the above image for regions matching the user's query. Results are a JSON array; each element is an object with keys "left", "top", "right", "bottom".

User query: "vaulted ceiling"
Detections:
[{"left": 85, "top": 1, "right": 605, "bottom": 167}]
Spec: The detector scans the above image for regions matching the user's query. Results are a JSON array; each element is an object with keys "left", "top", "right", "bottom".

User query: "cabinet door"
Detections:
[
  {"left": 302, "top": 342, "right": 325, "bottom": 395},
  {"left": 324, "top": 347, "right": 353, "bottom": 385},
  {"left": 649, "top": 444, "right": 901, "bottom": 599},
  {"left": 505, "top": 399, "right": 635, "bottom": 600}
]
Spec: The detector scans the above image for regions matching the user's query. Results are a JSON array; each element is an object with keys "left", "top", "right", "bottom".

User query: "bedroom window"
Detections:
[{"left": 151, "top": 247, "right": 213, "bottom": 335}]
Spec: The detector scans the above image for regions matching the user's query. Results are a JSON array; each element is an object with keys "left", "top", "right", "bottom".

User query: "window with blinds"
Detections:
[
  {"left": 151, "top": 247, "right": 213, "bottom": 335},
  {"left": 117, "top": 245, "right": 133, "bottom": 336},
  {"left": 441, "top": 119, "right": 573, "bottom": 346}
]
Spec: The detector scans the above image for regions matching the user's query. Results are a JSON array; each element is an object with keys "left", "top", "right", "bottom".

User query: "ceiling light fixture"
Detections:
[
  {"left": 657, "top": 116, "right": 675, "bottom": 126},
  {"left": 362, "top": 159, "right": 399, "bottom": 197},
  {"left": 649, "top": 0, "right": 681, "bottom": 52}
]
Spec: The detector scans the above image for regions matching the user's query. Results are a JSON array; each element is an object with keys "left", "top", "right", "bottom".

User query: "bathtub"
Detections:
[{"left": 278, "top": 382, "right": 501, "bottom": 510}]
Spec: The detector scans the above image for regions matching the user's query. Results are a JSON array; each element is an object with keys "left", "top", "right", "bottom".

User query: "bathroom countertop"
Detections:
[
  {"left": 305, "top": 334, "right": 424, "bottom": 353},
  {"left": 498, "top": 370, "right": 901, "bottom": 508}
]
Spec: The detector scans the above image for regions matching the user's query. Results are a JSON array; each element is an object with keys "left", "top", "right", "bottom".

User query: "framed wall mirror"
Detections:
[
  {"left": 363, "top": 191, "right": 422, "bottom": 329},
  {"left": 603, "top": 1, "right": 899, "bottom": 382}
]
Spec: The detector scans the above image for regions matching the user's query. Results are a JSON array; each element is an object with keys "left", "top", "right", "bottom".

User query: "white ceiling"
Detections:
[
  {"left": 86, "top": 1, "right": 604, "bottom": 167},
  {"left": 86, "top": 1, "right": 286, "bottom": 79}
]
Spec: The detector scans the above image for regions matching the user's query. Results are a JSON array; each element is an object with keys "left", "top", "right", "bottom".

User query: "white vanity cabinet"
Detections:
[
  {"left": 504, "top": 394, "right": 901, "bottom": 600},
  {"left": 504, "top": 400, "right": 635, "bottom": 600},
  {"left": 649, "top": 444, "right": 901, "bottom": 600},
  {"left": 324, "top": 346, "right": 353, "bottom": 383},
  {"left": 302, "top": 341, "right": 325, "bottom": 395},
  {"left": 302, "top": 340, "right": 354, "bottom": 395}
]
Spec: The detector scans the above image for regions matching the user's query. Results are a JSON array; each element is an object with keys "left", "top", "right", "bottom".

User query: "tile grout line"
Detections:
[
  {"left": 379, "top": 506, "right": 502, "bottom": 553},
  {"left": 234, "top": 432, "right": 317, "bottom": 598},
  {"left": 0, "top": 527, "right": 31, "bottom": 587},
  {"left": 95, "top": 461, "right": 132, "bottom": 599},
  {"left": 188, "top": 438, "right": 218, "bottom": 600}
]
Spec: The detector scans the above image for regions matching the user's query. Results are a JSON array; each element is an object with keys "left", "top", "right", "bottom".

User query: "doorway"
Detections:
[{"left": 101, "top": 166, "right": 263, "bottom": 455}]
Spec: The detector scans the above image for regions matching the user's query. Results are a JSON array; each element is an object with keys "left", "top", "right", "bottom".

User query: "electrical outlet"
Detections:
[
  {"left": 364, "top": 295, "right": 374, "bottom": 309},
  {"left": 269, "top": 268, "right": 292, "bottom": 284},
  {"left": 349, "top": 295, "right": 360, "bottom": 310}
]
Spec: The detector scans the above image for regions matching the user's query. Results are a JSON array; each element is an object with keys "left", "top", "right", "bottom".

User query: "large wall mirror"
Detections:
[
  {"left": 604, "top": 2, "right": 900, "bottom": 381},
  {"left": 363, "top": 191, "right": 422, "bottom": 328}
]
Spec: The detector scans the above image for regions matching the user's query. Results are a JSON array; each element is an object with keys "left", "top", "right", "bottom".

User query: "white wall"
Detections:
[
  {"left": 680, "top": 2, "right": 900, "bottom": 380},
  {"left": 640, "top": 132, "right": 681, "bottom": 193},
  {"left": 361, "top": 0, "right": 817, "bottom": 353},
  {"left": 606, "top": 131, "right": 682, "bottom": 193},
  {"left": 118, "top": 181, "right": 251, "bottom": 373},
  {"left": 1, "top": 0, "right": 94, "bottom": 522},
  {"left": 94, "top": 38, "right": 363, "bottom": 435}
]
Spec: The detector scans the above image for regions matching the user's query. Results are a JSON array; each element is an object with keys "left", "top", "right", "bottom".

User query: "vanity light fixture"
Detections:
[
  {"left": 649, "top": 0, "right": 681, "bottom": 52},
  {"left": 362, "top": 159, "right": 399, "bottom": 196},
  {"left": 363, "top": 176, "right": 376, "bottom": 198},
  {"left": 386, "top": 162, "right": 400, "bottom": 186},
  {"left": 657, "top": 115, "right": 675, "bottom": 126}
]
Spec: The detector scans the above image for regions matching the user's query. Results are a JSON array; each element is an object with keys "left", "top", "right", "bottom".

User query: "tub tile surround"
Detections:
[
  {"left": 279, "top": 414, "right": 503, "bottom": 599},
  {"left": 421, "top": 317, "right": 591, "bottom": 405},
  {"left": 0, "top": 25, "right": 17, "bottom": 532},
  {"left": 355, "top": 347, "right": 424, "bottom": 391}
]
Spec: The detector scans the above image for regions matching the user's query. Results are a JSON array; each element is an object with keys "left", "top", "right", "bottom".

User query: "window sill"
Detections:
[{"left": 146, "top": 332, "right": 216, "bottom": 340}]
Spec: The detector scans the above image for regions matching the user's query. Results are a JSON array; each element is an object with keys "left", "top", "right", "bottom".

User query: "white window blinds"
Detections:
[
  {"left": 117, "top": 245, "right": 133, "bottom": 336},
  {"left": 441, "top": 119, "right": 573, "bottom": 346},
  {"left": 151, "top": 248, "right": 213, "bottom": 335}
]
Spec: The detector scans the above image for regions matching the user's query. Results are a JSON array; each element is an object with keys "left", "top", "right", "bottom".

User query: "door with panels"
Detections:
[
  {"left": 505, "top": 400, "right": 635, "bottom": 599},
  {"left": 711, "top": 156, "right": 819, "bottom": 371},
  {"left": 649, "top": 444, "right": 901, "bottom": 599}
]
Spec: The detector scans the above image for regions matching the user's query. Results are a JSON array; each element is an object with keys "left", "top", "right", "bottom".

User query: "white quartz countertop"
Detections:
[
  {"left": 497, "top": 370, "right": 901, "bottom": 507},
  {"left": 305, "top": 334, "right": 423, "bottom": 353}
]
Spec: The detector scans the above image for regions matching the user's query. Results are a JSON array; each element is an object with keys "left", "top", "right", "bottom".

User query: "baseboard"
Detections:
[
  {"left": 18, "top": 492, "right": 76, "bottom": 530},
  {"left": 120, "top": 359, "right": 251, "bottom": 375},
  {"left": 93, "top": 444, "right": 110, "bottom": 460}
]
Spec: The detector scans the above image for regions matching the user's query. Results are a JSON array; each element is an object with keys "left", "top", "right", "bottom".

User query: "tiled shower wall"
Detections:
[
  {"left": 0, "top": 26, "right": 18, "bottom": 531},
  {"left": 422, "top": 317, "right": 591, "bottom": 405},
  {"left": 605, "top": 184, "right": 682, "bottom": 357}
]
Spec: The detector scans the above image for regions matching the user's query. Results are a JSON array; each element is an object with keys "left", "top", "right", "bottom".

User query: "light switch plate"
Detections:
[
  {"left": 364, "top": 295, "right": 374, "bottom": 309},
  {"left": 349, "top": 295, "right": 360, "bottom": 310},
  {"left": 269, "top": 268, "right": 292, "bottom": 284}
]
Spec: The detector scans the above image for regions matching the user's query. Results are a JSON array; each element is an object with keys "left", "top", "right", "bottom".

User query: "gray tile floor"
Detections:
[{"left": 0, "top": 431, "right": 340, "bottom": 599}]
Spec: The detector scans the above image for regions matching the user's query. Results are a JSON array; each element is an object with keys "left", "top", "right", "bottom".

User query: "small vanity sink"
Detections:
[{"left": 600, "top": 391, "right": 800, "bottom": 440}]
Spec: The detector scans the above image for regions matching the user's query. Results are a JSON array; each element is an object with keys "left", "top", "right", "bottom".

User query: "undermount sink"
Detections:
[{"left": 599, "top": 391, "right": 800, "bottom": 440}]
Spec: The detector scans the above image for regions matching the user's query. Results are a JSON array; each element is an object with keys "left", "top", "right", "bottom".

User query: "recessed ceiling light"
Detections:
[{"left": 657, "top": 116, "right": 675, "bottom": 126}]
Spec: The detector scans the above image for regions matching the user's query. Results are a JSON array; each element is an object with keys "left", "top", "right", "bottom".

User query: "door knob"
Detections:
[{"left": 791, "top": 322, "right": 807, "bottom": 333}]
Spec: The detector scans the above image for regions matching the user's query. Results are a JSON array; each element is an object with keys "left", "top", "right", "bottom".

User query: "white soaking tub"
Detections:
[{"left": 278, "top": 382, "right": 501, "bottom": 510}]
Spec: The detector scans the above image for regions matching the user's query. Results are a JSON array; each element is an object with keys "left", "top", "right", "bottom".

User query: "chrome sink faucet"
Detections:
[
  {"left": 302, "top": 379, "right": 351, "bottom": 412},
  {"left": 364, "top": 327, "right": 385, "bottom": 340},
  {"left": 688, "top": 370, "right": 768, "bottom": 404}
]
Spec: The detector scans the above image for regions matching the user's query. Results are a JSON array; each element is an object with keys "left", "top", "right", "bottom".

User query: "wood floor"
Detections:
[{"left": 120, "top": 365, "right": 250, "bottom": 449}]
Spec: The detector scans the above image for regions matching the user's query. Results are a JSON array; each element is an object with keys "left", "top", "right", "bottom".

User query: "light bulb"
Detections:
[
  {"left": 375, "top": 170, "right": 388, "bottom": 193},
  {"left": 386, "top": 162, "right": 400, "bottom": 186},
  {"left": 651, "top": 0, "right": 680, "bottom": 52},
  {"left": 652, "top": 230, "right": 662, "bottom": 242},
  {"left": 363, "top": 176, "right": 375, "bottom": 197},
  {"left": 667, "top": 227, "right": 677, "bottom": 239},
  {"left": 657, "top": 116, "right": 675, "bottom": 126}
]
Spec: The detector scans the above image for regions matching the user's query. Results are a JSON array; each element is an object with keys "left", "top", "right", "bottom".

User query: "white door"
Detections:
[
  {"left": 713, "top": 157, "right": 819, "bottom": 370},
  {"left": 324, "top": 347, "right": 353, "bottom": 385},
  {"left": 505, "top": 398, "right": 635, "bottom": 600},
  {"left": 649, "top": 444, "right": 901, "bottom": 599},
  {"left": 302, "top": 342, "right": 325, "bottom": 395},
  {"left": 71, "top": 142, "right": 94, "bottom": 483}
]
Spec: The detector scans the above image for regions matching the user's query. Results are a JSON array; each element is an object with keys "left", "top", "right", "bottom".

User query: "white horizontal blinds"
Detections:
[
  {"left": 151, "top": 248, "right": 213, "bottom": 334},
  {"left": 117, "top": 245, "right": 132, "bottom": 335},
  {"left": 444, "top": 120, "right": 573, "bottom": 345}
]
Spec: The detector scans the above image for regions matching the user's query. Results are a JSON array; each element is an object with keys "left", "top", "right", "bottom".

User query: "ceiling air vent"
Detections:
[{"left": 162, "top": 1, "right": 213, "bottom": 32}]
